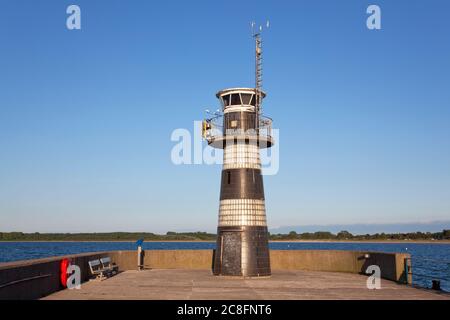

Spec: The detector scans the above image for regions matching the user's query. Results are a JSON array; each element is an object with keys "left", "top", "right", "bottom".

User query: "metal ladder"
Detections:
[{"left": 255, "top": 34, "right": 263, "bottom": 131}]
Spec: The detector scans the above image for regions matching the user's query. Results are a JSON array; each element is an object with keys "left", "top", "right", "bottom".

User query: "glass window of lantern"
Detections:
[
  {"left": 241, "top": 93, "right": 252, "bottom": 105},
  {"left": 230, "top": 94, "right": 241, "bottom": 105},
  {"left": 222, "top": 94, "right": 230, "bottom": 106},
  {"left": 249, "top": 95, "right": 256, "bottom": 106}
]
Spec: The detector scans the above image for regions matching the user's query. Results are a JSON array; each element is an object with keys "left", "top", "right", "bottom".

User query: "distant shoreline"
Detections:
[
  {"left": 272, "top": 239, "right": 450, "bottom": 244},
  {"left": 1, "top": 240, "right": 449, "bottom": 244}
]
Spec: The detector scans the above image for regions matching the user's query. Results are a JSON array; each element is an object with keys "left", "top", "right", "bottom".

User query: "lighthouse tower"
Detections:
[{"left": 203, "top": 24, "right": 273, "bottom": 277}]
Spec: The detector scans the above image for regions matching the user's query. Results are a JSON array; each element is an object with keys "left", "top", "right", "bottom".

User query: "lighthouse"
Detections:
[{"left": 203, "top": 24, "right": 273, "bottom": 277}]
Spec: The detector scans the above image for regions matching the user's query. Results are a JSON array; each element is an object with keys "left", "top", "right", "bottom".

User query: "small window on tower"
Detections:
[
  {"left": 227, "top": 171, "right": 231, "bottom": 184},
  {"left": 249, "top": 95, "right": 255, "bottom": 106},
  {"left": 230, "top": 120, "right": 238, "bottom": 128},
  {"left": 230, "top": 94, "right": 241, "bottom": 106}
]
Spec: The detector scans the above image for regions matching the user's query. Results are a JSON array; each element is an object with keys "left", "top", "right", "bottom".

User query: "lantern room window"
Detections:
[
  {"left": 241, "top": 93, "right": 252, "bottom": 105},
  {"left": 230, "top": 94, "right": 241, "bottom": 106},
  {"left": 222, "top": 94, "right": 230, "bottom": 107}
]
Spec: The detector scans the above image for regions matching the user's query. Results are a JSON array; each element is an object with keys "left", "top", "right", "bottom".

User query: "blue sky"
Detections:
[{"left": 0, "top": 0, "right": 449, "bottom": 233}]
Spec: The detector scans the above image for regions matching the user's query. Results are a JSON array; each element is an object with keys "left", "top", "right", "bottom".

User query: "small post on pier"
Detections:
[
  {"left": 136, "top": 239, "right": 144, "bottom": 271},
  {"left": 403, "top": 257, "right": 412, "bottom": 285}
]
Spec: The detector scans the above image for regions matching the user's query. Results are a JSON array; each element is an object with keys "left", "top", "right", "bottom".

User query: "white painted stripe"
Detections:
[
  {"left": 218, "top": 199, "right": 267, "bottom": 227},
  {"left": 223, "top": 106, "right": 255, "bottom": 114},
  {"left": 223, "top": 143, "right": 261, "bottom": 169}
]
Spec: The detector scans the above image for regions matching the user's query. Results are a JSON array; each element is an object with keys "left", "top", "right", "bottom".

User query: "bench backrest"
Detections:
[
  {"left": 88, "top": 259, "right": 101, "bottom": 273},
  {"left": 100, "top": 257, "right": 111, "bottom": 268}
]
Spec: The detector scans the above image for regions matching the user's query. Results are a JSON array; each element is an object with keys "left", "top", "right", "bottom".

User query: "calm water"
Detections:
[{"left": 0, "top": 241, "right": 449, "bottom": 292}]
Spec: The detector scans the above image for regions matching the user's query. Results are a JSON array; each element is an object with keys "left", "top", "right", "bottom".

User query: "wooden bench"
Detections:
[
  {"left": 100, "top": 257, "right": 118, "bottom": 275},
  {"left": 88, "top": 257, "right": 118, "bottom": 281}
]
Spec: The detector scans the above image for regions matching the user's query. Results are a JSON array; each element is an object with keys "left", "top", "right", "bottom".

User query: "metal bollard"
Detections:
[{"left": 432, "top": 280, "right": 441, "bottom": 291}]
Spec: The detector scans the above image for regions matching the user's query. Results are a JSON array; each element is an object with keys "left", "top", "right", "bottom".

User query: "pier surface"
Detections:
[{"left": 42, "top": 269, "right": 449, "bottom": 300}]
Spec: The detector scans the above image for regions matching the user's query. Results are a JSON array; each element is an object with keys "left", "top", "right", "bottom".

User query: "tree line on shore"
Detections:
[
  {"left": 0, "top": 230, "right": 449, "bottom": 241},
  {"left": 269, "top": 230, "right": 450, "bottom": 241}
]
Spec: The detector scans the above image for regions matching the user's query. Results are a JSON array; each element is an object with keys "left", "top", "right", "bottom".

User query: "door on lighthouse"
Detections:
[{"left": 220, "top": 232, "right": 242, "bottom": 275}]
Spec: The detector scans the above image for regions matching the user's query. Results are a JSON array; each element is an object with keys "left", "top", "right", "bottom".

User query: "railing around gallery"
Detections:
[{"left": 203, "top": 114, "right": 273, "bottom": 146}]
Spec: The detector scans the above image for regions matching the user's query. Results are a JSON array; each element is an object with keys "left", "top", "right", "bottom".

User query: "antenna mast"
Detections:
[{"left": 252, "top": 21, "right": 269, "bottom": 130}]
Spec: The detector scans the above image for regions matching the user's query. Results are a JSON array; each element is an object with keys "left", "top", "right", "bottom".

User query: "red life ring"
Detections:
[{"left": 60, "top": 258, "right": 71, "bottom": 287}]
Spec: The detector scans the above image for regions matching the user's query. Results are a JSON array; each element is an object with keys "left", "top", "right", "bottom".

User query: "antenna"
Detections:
[{"left": 251, "top": 20, "right": 269, "bottom": 129}]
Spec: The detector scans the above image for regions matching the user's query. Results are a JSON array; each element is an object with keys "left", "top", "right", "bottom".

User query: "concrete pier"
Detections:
[
  {"left": 42, "top": 269, "right": 449, "bottom": 300},
  {"left": 1, "top": 249, "right": 448, "bottom": 300}
]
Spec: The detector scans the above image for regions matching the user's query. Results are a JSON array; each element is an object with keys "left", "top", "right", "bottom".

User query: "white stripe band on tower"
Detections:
[
  {"left": 218, "top": 199, "right": 267, "bottom": 227},
  {"left": 223, "top": 143, "right": 261, "bottom": 170}
]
